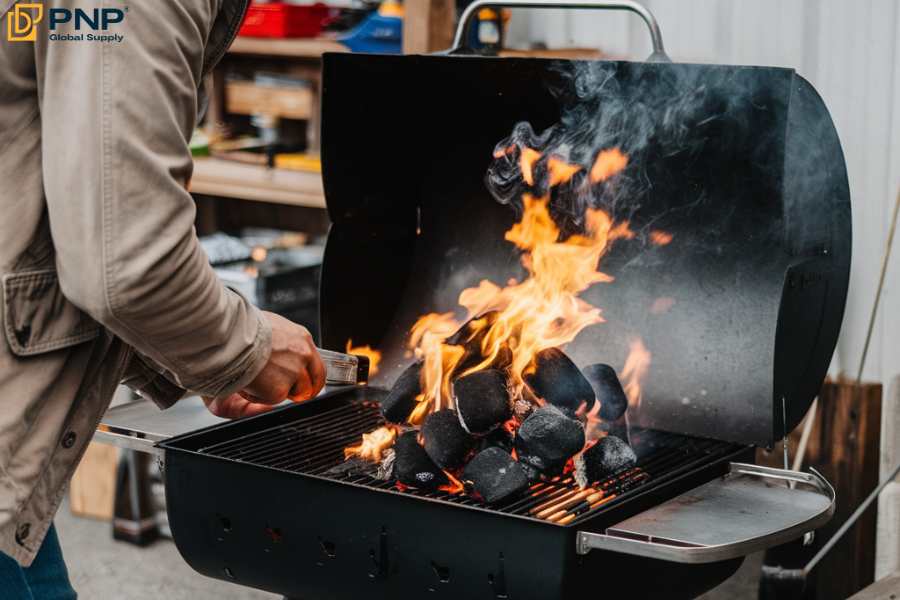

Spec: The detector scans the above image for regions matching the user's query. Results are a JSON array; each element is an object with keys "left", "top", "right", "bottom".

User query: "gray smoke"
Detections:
[{"left": 485, "top": 61, "right": 765, "bottom": 235}]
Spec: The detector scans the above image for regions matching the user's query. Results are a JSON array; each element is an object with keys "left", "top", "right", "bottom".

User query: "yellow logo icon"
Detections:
[{"left": 7, "top": 2, "right": 43, "bottom": 42}]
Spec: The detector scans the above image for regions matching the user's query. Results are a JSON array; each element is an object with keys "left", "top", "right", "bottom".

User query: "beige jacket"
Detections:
[{"left": 0, "top": 0, "right": 271, "bottom": 565}]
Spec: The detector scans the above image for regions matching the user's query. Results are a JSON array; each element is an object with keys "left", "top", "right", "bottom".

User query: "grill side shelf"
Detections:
[{"left": 575, "top": 462, "right": 835, "bottom": 563}]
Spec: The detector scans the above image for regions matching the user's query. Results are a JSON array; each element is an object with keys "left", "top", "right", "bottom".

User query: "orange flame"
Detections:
[
  {"left": 547, "top": 156, "right": 582, "bottom": 186},
  {"left": 438, "top": 470, "right": 466, "bottom": 494},
  {"left": 410, "top": 192, "right": 634, "bottom": 415},
  {"left": 407, "top": 313, "right": 463, "bottom": 424},
  {"left": 649, "top": 230, "right": 673, "bottom": 246},
  {"left": 590, "top": 148, "right": 628, "bottom": 183},
  {"left": 345, "top": 143, "right": 662, "bottom": 495},
  {"left": 344, "top": 425, "right": 397, "bottom": 462},
  {"left": 493, "top": 144, "right": 516, "bottom": 159},
  {"left": 520, "top": 147, "right": 542, "bottom": 186},
  {"left": 621, "top": 338, "right": 651, "bottom": 409},
  {"left": 346, "top": 339, "right": 382, "bottom": 377}
]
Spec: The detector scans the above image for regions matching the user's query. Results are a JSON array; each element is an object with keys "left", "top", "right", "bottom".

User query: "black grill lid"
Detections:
[{"left": 319, "top": 53, "right": 850, "bottom": 447}]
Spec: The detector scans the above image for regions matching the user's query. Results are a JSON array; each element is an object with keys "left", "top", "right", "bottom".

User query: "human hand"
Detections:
[
  {"left": 203, "top": 312, "right": 325, "bottom": 419},
  {"left": 244, "top": 311, "right": 326, "bottom": 403}
]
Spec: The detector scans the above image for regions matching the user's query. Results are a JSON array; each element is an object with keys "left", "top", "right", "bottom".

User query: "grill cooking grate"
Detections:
[{"left": 197, "top": 400, "right": 739, "bottom": 526}]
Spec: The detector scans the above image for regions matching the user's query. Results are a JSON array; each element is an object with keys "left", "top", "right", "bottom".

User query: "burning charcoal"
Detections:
[
  {"left": 453, "top": 369, "right": 512, "bottom": 435},
  {"left": 524, "top": 348, "right": 595, "bottom": 415},
  {"left": 518, "top": 461, "right": 543, "bottom": 484},
  {"left": 515, "top": 406, "right": 585, "bottom": 475},
  {"left": 574, "top": 435, "right": 637, "bottom": 488},
  {"left": 477, "top": 426, "right": 514, "bottom": 454},
  {"left": 445, "top": 311, "right": 512, "bottom": 372},
  {"left": 513, "top": 397, "right": 536, "bottom": 422},
  {"left": 582, "top": 363, "right": 628, "bottom": 422},
  {"left": 422, "top": 410, "right": 476, "bottom": 470},
  {"left": 463, "top": 447, "right": 529, "bottom": 503},
  {"left": 381, "top": 361, "right": 423, "bottom": 423},
  {"left": 445, "top": 311, "right": 499, "bottom": 346},
  {"left": 376, "top": 449, "right": 396, "bottom": 481},
  {"left": 393, "top": 431, "right": 447, "bottom": 490}
]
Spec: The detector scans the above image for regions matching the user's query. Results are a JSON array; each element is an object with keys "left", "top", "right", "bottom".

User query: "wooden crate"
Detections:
[{"left": 69, "top": 441, "right": 120, "bottom": 521}]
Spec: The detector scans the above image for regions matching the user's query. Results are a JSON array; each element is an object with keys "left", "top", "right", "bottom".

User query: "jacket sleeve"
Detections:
[{"left": 37, "top": 0, "right": 271, "bottom": 400}]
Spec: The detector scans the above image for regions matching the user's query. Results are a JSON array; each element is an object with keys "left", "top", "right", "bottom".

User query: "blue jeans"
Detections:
[{"left": 0, "top": 525, "right": 77, "bottom": 600}]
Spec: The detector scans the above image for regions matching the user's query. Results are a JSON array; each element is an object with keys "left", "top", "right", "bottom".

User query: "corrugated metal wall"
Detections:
[{"left": 507, "top": 0, "right": 900, "bottom": 388}]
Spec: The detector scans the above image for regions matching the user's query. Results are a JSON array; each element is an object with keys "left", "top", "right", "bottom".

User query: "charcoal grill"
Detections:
[{"left": 104, "top": 1, "right": 851, "bottom": 598}]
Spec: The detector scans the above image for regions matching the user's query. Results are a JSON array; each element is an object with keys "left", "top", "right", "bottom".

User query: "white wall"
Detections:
[{"left": 507, "top": 0, "right": 900, "bottom": 389}]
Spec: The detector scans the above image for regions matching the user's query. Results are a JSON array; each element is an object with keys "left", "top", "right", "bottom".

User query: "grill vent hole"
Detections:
[
  {"left": 431, "top": 561, "right": 450, "bottom": 583},
  {"left": 319, "top": 538, "right": 337, "bottom": 559},
  {"left": 265, "top": 526, "right": 283, "bottom": 543}
]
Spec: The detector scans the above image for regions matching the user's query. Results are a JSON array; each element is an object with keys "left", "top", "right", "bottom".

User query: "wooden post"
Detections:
[
  {"left": 758, "top": 380, "right": 883, "bottom": 600},
  {"left": 403, "top": 0, "right": 456, "bottom": 54}
]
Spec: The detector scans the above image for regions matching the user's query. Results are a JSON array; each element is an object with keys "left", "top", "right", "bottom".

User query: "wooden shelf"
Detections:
[
  {"left": 190, "top": 157, "right": 326, "bottom": 209},
  {"left": 228, "top": 36, "right": 348, "bottom": 58}
]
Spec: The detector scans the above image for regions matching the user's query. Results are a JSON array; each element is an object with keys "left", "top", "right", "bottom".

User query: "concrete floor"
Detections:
[
  {"left": 56, "top": 503, "right": 761, "bottom": 599},
  {"left": 55, "top": 502, "right": 277, "bottom": 600}
]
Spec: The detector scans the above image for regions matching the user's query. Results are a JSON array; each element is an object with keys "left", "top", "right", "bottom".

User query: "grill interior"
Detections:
[{"left": 195, "top": 397, "right": 741, "bottom": 527}]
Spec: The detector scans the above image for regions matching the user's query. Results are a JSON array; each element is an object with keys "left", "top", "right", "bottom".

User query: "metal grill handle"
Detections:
[
  {"left": 319, "top": 348, "right": 370, "bottom": 385},
  {"left": 450, "top": 0, "right": 671, "bottom": 63}
]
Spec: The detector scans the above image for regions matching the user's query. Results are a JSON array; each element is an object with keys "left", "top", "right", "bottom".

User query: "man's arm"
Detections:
[{"left": 37, "top": 0, "right": 322, "bottom": 404}]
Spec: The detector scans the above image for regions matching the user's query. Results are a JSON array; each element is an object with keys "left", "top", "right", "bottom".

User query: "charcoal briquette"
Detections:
[
  {"left": 463, "top": 447, "right": 529, "bottom": 503},
  {"left": 422, "top": 409, "right": 476, "bottom": 469},
  {"left": 582, "top": 363, "right": 628, "bottom": 421},
  {"left": 393, "top": 431, "right": 447, "bottom": 490},
  {"left": 381, "top": 361, "right": 423, "bottom": 423},
  {"left": 524, "top": 348, "right": 595, "bottom": 414},
  {"left": 514, "top": 405, "right": 585, "bottom": 475},
  {"left": 453, "top": 369, "right": 512, "bottom": 435},
  {"left": 575, "top": 435, "right": 637, "bottom": 487}
]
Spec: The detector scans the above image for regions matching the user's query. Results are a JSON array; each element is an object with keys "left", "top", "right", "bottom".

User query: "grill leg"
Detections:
[{"left": 112, "top": 450, "right": 160, "bottom": 545}]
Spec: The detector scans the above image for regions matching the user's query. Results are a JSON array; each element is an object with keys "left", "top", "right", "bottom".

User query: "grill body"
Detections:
[
  {"left": 161, "top": 50, "right": 850, "bottom": 599},
  {"left": 162, "top": 387, "right": 750, "bottom": 599}
]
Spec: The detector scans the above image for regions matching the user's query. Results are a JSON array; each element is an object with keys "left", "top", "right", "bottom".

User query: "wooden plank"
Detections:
[
  {"left": 403, "top": 0, "right": 456, "bottom": 54},
  {"left": 848, "top": 570, "right": 900, "bottom": 600},
  {"left": 190, "top": 157, "right": 326, "bottom": 209},
  {"left": 878, "top": 376, "right": 900, "bottom": 578},
  {"left": 759, "top": 380, "right": 883, "bottom": 600},
  {"left": 228, "top": 36, "right": 347, "bottom": 58},
  {"left": 69, "top": 442, "right": 119, "bottom": 521},
  {"left": 498, "top": 48, "right": 603, "bottom": 59}
]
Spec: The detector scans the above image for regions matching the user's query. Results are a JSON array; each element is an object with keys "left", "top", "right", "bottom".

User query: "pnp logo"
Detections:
[
  {"left": 48, "top": 6, "right": 125, "bottom": 30},
  {"left": 6, "top": 2, "right": 43, "bottom": 42}
]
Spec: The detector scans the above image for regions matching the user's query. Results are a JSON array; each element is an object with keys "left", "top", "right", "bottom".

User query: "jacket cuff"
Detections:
[
  {"left": 121, "top": 351, "right": 187, "bottom": 409},
  {"left": 189, "top": 302, "right": 273, "bottom": 398}
]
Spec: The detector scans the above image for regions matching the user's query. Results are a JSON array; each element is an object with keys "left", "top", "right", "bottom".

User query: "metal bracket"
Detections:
[
  {"left": 576, "top": 462, "right": 835, "bottom": 563},
  {"left": 94, "top": 428, "right": 163, "bottom": 458}
]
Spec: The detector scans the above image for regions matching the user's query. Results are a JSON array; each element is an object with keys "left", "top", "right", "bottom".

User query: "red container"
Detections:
[{"left": 238, "top": 3, "right": 329, "bottom": 38}]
